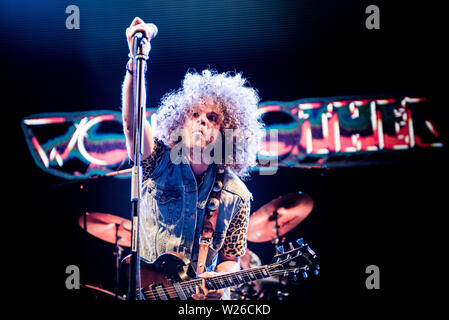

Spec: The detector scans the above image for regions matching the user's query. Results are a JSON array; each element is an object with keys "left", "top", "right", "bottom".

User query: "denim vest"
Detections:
[{"left": 138, "top": 144, "right": 252, "bottom": 272}]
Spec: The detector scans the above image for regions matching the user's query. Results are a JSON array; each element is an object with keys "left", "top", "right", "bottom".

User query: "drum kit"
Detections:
[
  {"left": 77, "top": 189, "right": 314, "bottom": 300},
  {"left": 232, "top": 191, "right": 314, "bottom": 300}
]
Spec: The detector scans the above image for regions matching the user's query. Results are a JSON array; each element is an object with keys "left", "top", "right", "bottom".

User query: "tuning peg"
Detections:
[
  {"left": 293, "top": 274, "right": 298, "bottom": 281},
  {"left": 296, "top": 238, "right": 304, "bottom": 246},
  {"left": 302, "top": 271, "right": 308, "bottom": 279},
  {"left": 313, "top": 270, "right": 319, "bottom": 276},
  {"left": 283, "top": 271, "right": 289, "bottom": 277},
  {"left": 306, "top": 245, "right": 316, "bottom": 257},
  {"left": 289, "top": 242, "right": 294, "bottom": 250},
  {"left": 277, "top": 245, "right": 284, "bottom": 254}
]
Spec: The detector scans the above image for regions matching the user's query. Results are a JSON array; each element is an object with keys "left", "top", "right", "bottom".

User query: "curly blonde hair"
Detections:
[{"left": 156, "top": 69, "right": 265, "bottom": 178}]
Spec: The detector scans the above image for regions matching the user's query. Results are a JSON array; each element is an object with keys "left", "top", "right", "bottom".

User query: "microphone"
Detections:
[{"left": 134, "top": 23, "right": 158, "bottom": 40}]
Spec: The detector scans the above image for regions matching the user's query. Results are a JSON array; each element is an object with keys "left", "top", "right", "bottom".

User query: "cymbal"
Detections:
[
  {"left": 247, "top": 192, "right": 313, "bottom": 242},
  {"left": 78, "top": 212, "right": 131, "bottom": 247}
]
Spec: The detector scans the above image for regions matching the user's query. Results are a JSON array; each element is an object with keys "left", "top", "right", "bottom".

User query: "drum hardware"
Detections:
[
  {"left": 271, "top": 209, "right": 289, "bottom": 299},
  {"left": 247, "top": 191, "right": 314, "bottom": 300},
  {"left": 78, "top": 212, "right": 132, "bottom": 299},
  {"left": 113, "top": 224, "right": 124, "bottom": 300},
  {"left": 81, "top": 284, "right": 126, "bottom": 300},
  {"left": 53, "top": 170, "right": 134, "bottom": 300}
]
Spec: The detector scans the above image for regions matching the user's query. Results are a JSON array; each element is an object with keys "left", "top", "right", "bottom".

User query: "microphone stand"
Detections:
[{"left": 128, "top": 32, "right": 151, "bottom": 300}]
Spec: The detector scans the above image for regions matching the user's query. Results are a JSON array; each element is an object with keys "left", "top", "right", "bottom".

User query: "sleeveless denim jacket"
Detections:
[{"left": 138, "top": 143, "right": 252, "bottom": 272}]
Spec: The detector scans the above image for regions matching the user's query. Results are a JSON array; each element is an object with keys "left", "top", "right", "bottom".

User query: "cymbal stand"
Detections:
[
  {"left": 271, "top": 210, "right": 281, "bottom": 250},
  {"left": 271, "top": 210, "right": 289, "bottom": 300},
  {"left": 79, "top": 183, "right": 89, "bottom": 281},
  {"left": 114, "top": 224, "right": 124, "bottom": 300}
]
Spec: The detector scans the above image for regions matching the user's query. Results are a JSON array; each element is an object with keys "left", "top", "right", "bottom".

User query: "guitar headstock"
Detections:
[{"left": 268, "top": 238, "right": 320, "bottom": 280}]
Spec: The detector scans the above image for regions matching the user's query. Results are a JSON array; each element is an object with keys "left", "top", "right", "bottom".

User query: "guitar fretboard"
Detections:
[{"left": 179, "top": 266, "right": 272, "bottom": 297}]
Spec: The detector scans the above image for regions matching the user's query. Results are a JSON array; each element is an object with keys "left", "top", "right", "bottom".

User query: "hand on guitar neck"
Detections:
[{"left": 192, "top": 272, "right": 224, "bottom": 300}]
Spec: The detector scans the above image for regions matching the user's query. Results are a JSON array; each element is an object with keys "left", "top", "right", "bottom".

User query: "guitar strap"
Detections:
[{"left": 196, "top": 167, "right": 224, "bottom": 275}]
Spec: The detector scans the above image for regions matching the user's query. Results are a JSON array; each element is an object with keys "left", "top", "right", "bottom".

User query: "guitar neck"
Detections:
[{"left": 180, "top": 266, "right": 272, "bottom": 295}]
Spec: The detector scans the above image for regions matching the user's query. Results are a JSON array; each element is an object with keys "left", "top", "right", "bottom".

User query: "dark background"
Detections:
[{"left": 2, "top": 0, "right": 445, "bottom": 309}]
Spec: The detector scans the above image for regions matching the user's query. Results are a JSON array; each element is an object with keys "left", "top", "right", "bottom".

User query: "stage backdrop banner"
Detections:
[{"left": 22, "top": 95, "right": 443, "bottom": 180}]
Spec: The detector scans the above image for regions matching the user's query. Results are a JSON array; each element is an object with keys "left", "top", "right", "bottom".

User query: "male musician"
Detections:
[{"left": 122, "top": 17, "right": 265, "bottom": 300}]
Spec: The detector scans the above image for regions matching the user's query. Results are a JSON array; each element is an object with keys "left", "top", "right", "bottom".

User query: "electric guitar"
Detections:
[{"left": 121, "top": 238, "right": 319, "bottom": 300}]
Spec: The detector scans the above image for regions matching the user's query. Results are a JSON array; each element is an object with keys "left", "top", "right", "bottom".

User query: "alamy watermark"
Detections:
[
  {"left": 65, "top": 265, "right": 80, "bottom": 289},
  {"left": 365, "top": 5, "right": 380, "bottom": 30},
  {"left": 168, "top": 128, "right": 279, "bottom": 175},
  {"left": 365, "top": 264, "right": 380, "bottom": 290},
  {"left": 65, "top": 5, "right": 80, "bottom": 30}
]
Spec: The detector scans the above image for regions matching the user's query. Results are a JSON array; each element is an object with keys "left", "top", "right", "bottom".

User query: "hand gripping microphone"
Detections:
[
  {"left": 133, "top": 23, "right": 158, "bottom": 58},
  {"left": 134, "top": 23, "right": 158, "bottom": 40}
]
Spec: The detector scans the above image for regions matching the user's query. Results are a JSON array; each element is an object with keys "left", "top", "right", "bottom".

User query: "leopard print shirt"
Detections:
[
  {"left": 142, "top": 137, "right": 250, "bottom": 258},
  {"left": 142, "top": 137, "right": 166, "bottom": 181},
  {"left": 219, "top": 202, "right": 250, "bottom": 257}
]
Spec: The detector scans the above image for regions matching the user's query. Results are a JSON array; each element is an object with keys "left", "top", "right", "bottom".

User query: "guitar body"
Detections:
[{"left": 121, "top": 252, "right": 197, "bottom": 300}]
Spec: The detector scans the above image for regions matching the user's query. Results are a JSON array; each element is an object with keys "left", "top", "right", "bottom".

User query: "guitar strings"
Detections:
[
  {"left": 142, "top": 269, "right": 305, "bottom": 300},
  {"left": 142, "top": 269, "right": 303, "bottom": 300},
  {"left": 141, "top": 266, "right": 303, "bottom": 299},
  {"left": 143, "top": 267, "right": 271, "bottom": 299},
  {"left": 180, "top": 266, "right": 270, "bottom": 291}
]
